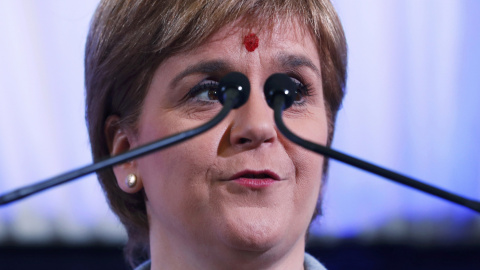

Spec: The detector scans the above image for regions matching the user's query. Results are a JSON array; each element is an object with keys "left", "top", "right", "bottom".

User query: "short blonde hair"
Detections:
[{"left": 85, "top": 0, "right": 347, "bottom": 267}]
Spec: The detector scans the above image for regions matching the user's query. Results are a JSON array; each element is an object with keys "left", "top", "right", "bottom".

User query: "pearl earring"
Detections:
[{"left": 126, "top": 174, "right": 137, "bottom": 188}]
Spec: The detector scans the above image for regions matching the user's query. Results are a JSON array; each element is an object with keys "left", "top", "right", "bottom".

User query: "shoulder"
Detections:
[
  {"left": 134, "top": 260, "right": 151, "bottom": 270},
  {"left": 134, "top": 254, "right": 326, "bottom": 270},
  {"left": 304, "top": 253, "right": 328, "bottom": 270}
]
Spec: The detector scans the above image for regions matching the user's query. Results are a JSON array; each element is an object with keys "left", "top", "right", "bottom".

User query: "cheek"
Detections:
[
  {"left": 284, "top": 106, "right": 329, "bottom": 146},
  {"left": 290, "top": 148, "right": 324, "bottom": 232},
  {"left": 135, "top": 111, "right": 217, "bottom": 182},
  {"left": 283, "top": 108, "right": 328, "bottom": 202},
  {"left": 291, "top": 144, "right": 324, "bottom": 196},
  {"left": 135, "top": 124, "right": 224, "bottom": 218}
]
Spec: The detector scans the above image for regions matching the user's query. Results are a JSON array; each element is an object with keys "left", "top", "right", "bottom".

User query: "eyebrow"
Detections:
[
  {"left": 170, "top": 60, "right": 232, "bottom": 89},
  {"left": 275, "top": 53, "right": 321, "bottom": 79}
]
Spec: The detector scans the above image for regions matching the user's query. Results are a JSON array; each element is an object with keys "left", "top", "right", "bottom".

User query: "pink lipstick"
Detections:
[{"left": 228, "top": 170, "right": 280, "bottom": 189}]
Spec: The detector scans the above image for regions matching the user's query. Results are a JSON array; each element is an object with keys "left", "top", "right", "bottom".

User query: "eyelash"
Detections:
[
  {"left": 185, "top": 76, "right": 312, "bottom": 106},
  {"left": 290, "top": 77, "right": 313, "bottom": 106},
  {"left": 186, "top": 80, "right": 220, "bottom": 104}
]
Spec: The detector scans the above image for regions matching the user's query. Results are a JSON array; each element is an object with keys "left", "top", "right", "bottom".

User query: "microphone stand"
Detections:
[
  {"left": 266, "top": 73, "right": 480, "bottom": 214},
  {"left": 0, "top": 72, "right": 250, "bottom": 206}
]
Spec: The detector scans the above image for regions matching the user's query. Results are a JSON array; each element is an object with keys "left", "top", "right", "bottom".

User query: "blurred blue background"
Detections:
[{"left": 0, "top": 0, "right": 479, "bottom": 253}]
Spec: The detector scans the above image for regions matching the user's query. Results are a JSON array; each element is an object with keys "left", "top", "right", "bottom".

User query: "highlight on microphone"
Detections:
[{"left": 0, "top": 72, "right": 251, "bottom": 206}]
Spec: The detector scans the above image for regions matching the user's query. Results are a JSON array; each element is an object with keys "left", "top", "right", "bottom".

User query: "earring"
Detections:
[{"left": 126, "top": 173, "right": 138, "bottom": 188}]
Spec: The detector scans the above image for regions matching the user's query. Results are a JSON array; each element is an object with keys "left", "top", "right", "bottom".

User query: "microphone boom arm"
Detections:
[
  {"left": 272, "top": 94, "right": 480, "bottom": 214},
  {"left": 0, "top": 90, "right": 239, "bottom": 206}
]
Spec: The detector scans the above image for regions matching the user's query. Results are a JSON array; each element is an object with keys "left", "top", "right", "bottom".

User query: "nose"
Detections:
[{"left": 229, "top": 88, "right": 277, "bottom": 149}]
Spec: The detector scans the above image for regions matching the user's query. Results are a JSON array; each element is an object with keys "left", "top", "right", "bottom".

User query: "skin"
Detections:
[{"left": 110, "top": 18, "right": 328, "bottom": 270}]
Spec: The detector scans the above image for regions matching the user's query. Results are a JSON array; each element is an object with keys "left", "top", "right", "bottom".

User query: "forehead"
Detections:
[
  {"left": 203, "top": 17, "right": 314, "bottom": 53},
  {"left": 165, "top": 17, "right": 320, "bottom": 71}
]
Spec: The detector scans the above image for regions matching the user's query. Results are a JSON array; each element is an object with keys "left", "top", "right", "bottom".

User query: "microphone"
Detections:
[
  {"left": 264, "top": 73, "right": 480, "bottom": 214},
  {"left": 0, "top": 72, "right": 251, "bottom": 206}
]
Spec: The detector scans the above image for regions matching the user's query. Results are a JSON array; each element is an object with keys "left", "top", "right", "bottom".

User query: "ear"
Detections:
[{"left": 105, "top": 115, "right": 144, "bottom": 193}]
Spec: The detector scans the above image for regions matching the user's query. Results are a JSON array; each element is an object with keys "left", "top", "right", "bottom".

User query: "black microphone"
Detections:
[
  {"left": 0, "top": 72, "right": 251, "bottom": 206},
  {"left": 264, "top": 73, "right": 480, "bottom": 214}
]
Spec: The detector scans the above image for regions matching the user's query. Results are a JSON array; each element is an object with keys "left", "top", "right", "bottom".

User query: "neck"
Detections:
[{"left": 148, "top": 226, "right": 307, "bottom": 270}]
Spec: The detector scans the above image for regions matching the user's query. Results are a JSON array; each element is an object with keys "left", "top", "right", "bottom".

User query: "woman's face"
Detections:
[{"left": 115, "top": 19, "right": 328, "bottom": 260}]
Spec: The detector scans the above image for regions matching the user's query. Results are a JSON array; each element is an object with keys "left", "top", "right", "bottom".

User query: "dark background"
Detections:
[{"left": 1, "top": 241, "right": 479, "bottom": 270}]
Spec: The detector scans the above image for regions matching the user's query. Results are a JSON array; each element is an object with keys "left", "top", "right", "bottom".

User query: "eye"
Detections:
[
  {"left": 188, "top": 79, "right": 220, "bottom": 102},
  {"left": 290, "top": 77, "right": 312, "bottom": 105}
]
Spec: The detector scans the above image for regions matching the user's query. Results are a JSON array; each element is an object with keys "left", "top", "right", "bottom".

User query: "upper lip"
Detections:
[{"left": 228, "top": 170, "right": 281, "bottom": 181}]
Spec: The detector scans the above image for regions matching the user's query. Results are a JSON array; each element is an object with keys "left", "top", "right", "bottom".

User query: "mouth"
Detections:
[
  {"left": 229, "top": 170, "right": 280, "bottom": 181},
  {"left": 227, "top": 170, "right": 280, "bottom": 189}
]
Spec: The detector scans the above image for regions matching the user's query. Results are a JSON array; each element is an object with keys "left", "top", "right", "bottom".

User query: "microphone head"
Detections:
[
  {"left": 218, "top": 72, "right": 250, "bottom": 109},
  {"left": 264, "top": 73, "right": 296, "bottom": 110}
]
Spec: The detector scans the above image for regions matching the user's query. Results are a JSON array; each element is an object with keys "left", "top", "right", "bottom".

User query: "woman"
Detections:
[{"left": 85, "top": 0, "right": 347, "bottom": 269}]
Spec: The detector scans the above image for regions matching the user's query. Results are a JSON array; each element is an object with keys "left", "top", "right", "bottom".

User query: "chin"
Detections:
[{"left": 216, "top": 209, "right": 298, "bottom": 254}]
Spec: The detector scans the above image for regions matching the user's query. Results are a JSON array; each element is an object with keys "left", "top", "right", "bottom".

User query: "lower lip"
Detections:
[{"left": 232, "top": 178, "right": 277, "bottom": 189}]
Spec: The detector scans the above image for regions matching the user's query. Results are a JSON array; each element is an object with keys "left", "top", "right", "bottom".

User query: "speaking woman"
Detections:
[{"left": 84, "top": 0, "right": 347, "bottom": 269}]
